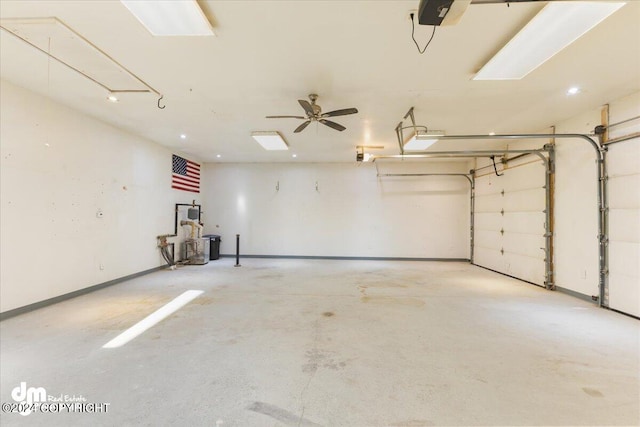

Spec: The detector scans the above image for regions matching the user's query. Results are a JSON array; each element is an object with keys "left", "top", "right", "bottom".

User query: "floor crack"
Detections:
[{"left": 298, "top": 318, "right": 320, "bottom": 427}]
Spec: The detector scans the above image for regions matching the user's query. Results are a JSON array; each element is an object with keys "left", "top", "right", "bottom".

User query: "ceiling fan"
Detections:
[{"left": 266, "top": 94, "right": 358, "bottom": 133}]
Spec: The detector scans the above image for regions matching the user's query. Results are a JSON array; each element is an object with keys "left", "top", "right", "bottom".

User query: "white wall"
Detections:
[
  {"left": 202, "top": 161, "right": 471, "bottom": 259},
  {"left": 0, "top": 80, "right": 203, "bottom": 313}
]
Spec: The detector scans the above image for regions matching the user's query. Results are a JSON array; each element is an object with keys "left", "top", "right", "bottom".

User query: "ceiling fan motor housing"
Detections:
[{"left": 309, "top": 94, "right": 321, "bottom": 116}]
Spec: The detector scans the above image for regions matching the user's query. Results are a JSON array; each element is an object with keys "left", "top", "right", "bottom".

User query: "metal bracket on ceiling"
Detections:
[{"left": 396, "top": 107, "right": 429, "bottom": 155}]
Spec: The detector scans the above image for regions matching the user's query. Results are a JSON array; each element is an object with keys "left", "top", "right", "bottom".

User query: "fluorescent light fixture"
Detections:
[
  {"left": 404, "top": 131, "right": 443, "bottom": 151},
  {"left": 251, "top": 131, "right": 289, "bottom": 151},
  {"left": 103, "top": 290, "right": 203, "bottom": 348},
  {"left": 120, "top": 0, "right": 214, "bottom": 36},
  {"left": 180, "top": 134, "right": 187, "bottom": 140},
  {"left": 474, "top": 1, "right": 625, "bottom": 80}
]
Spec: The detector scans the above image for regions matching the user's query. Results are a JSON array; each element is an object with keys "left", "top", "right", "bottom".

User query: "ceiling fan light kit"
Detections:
[{"left": 266, "top": 94, "right": 359, "bottom": 133}]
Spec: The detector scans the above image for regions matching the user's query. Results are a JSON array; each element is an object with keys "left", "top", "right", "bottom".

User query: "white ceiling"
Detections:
[{"left": 1, "top": 0, "right": 639, "bottom": 163}]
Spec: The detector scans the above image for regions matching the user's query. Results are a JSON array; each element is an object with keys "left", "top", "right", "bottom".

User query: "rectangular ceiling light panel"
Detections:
[
  {"left": 474, "top": 1, "right": 626, "bottom": 80},
  {"left": 404, "top": 131, "right": 443, "bottom": 151},
  {"left": 121, "top": 0, "right": 214, "bottom": 36},
  {"left": 251, "top": 132, "right": 289, "bottom": 151}
]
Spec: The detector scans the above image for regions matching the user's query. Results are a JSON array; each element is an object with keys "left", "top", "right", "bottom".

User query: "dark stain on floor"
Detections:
[{"left": 582, "top": 387, "right": 604, "bottom": 397}]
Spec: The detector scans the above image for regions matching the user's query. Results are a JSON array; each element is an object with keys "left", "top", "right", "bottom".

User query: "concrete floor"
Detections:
[{"left": 1, "top": 259, "right": 638, "bottom": 426}]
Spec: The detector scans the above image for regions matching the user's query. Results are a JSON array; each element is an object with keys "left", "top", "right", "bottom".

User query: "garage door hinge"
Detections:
[
  {"left": 500, "top": 228, "right": 504, "bottom": 235},
  {"left": 500, "top": 209, "right": 505, "bottom": 216}
]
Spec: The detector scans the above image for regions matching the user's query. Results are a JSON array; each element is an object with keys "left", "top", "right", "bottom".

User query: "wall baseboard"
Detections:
[
  {"left": 0, "top": 265, "right": 166, "bottom": 321},
  {"left": 220, "top": 254, "right": 470, "bottom": 262}
]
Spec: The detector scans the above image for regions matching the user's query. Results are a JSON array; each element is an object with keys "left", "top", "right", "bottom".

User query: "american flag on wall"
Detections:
[{"left": 172, "top": 154, "right": 200, "bottom": 193}]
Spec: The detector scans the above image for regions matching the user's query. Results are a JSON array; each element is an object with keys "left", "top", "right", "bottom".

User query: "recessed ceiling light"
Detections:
[
  {"left": 216, "top": 154, "right": 221, "bottom": 158},
  {"left": 107, "top": 94, "right": 118, "bottom": 103},
  {"left": 251, "top": 131, "right": 289, "bottom": 150},
  {"left": 180, "top": 134, "right": 187, "bottom": 140},
  {"left": 120, "top": 0, "right": 214, "bottom": 36},
  {"left": 292, "top": 154, "right": 297, "bottom": 158},
  {"left": 567, "top": 87, "right": 580, "bottom": 95},
  {"left": 473, "top": 1, "right": 625, "bottom": 80}
]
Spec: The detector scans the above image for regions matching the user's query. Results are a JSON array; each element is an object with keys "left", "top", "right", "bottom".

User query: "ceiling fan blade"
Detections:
[
  {"left": 319, "top": 119, "right": 346, "bottom": 132},
  {"left": 321, "top": 108, "right": 358, "bottom": 117},
  {"left": 298, "top": 100, "right": 315, "bottom": 116},
  {"left": 294, "top": 120, "right": 311, "bottom": 133},
  {"left": 266, "top": 115, "right": 306, "bottom": 119}
]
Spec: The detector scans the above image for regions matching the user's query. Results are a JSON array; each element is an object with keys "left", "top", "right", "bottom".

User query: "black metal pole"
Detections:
[{"left": 234, "top": 234, "right": 241, "bottom": 267}]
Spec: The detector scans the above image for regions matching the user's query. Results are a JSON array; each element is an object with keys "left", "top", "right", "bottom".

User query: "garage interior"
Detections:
[{"left": 0, "top": 0, "right": 638, "bottom": 426}]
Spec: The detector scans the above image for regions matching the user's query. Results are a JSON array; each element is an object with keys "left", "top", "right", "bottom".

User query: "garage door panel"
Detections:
[
  {"left": 609, "top": 242, "right": 640, "bottom": 278},
  {"left": 504, "top": 212, "right": 545, "bottom": 233},
  {"left": 609, "top": 174, "right": 640, "bottom": 209},
  {"left": 501, "top": 165, "right": 545, "bottom": 190},
  {"left": 609, "top": 210, "right": 640, "bottom": 242},
  {"left": 503, "top": 233, "right": 545, "bottom": 258},
  {"left": 475, "top": 230, "right": 503, "bottom": 250},
  {"left": 474, "top": 248, "right": 505, "bottom": 273},
  {"left": 474, "top": 161, "right": 546, "bottom": 287},
  {"left": 475, "top": 212, "right": 502, "bottom": 230},
  {"left": 607, "top": 139, "right": 640, "bottom": 317},
  {"left": 608, "top": 272, "right": 640, "bottom": 317},
  {"left": 503, "top": 252, "right": 545, "bottom": 285},
  {"left": 475, "top": 194, "right": 502, "bottom": 211},
  {"left": 503, "top": 190, "right": 545, "bottom": 211},
  {"left": 607, "top": 142, "right": 640, "bottom": 174},
  {"left": 475, "top": 177, "right": 500, "bottom": 196}
]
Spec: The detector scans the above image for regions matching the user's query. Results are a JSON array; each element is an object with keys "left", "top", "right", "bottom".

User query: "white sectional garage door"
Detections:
[
  {"left": 606, "top": 139, "right": 640, "bottom": 317},
  {"left": 474, "top": 160, "right": 547, "bottom": 286}
]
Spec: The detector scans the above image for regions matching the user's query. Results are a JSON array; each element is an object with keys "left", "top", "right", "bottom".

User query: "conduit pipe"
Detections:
[{"left": 180, "top": 220, "right": 203, "bottom": 239}]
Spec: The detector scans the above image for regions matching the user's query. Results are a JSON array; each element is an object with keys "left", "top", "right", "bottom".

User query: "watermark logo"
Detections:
[
  {"left": 11, "top": 382, "right": 46, "bottom": 416},
  {"left": 3, "top": 383, "right": 110, "bottom": 416}
]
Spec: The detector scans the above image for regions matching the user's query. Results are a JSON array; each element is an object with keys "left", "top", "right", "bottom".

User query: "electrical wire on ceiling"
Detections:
[{"left": 410, "top": 13, "right": 437, "bottom": 54}]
